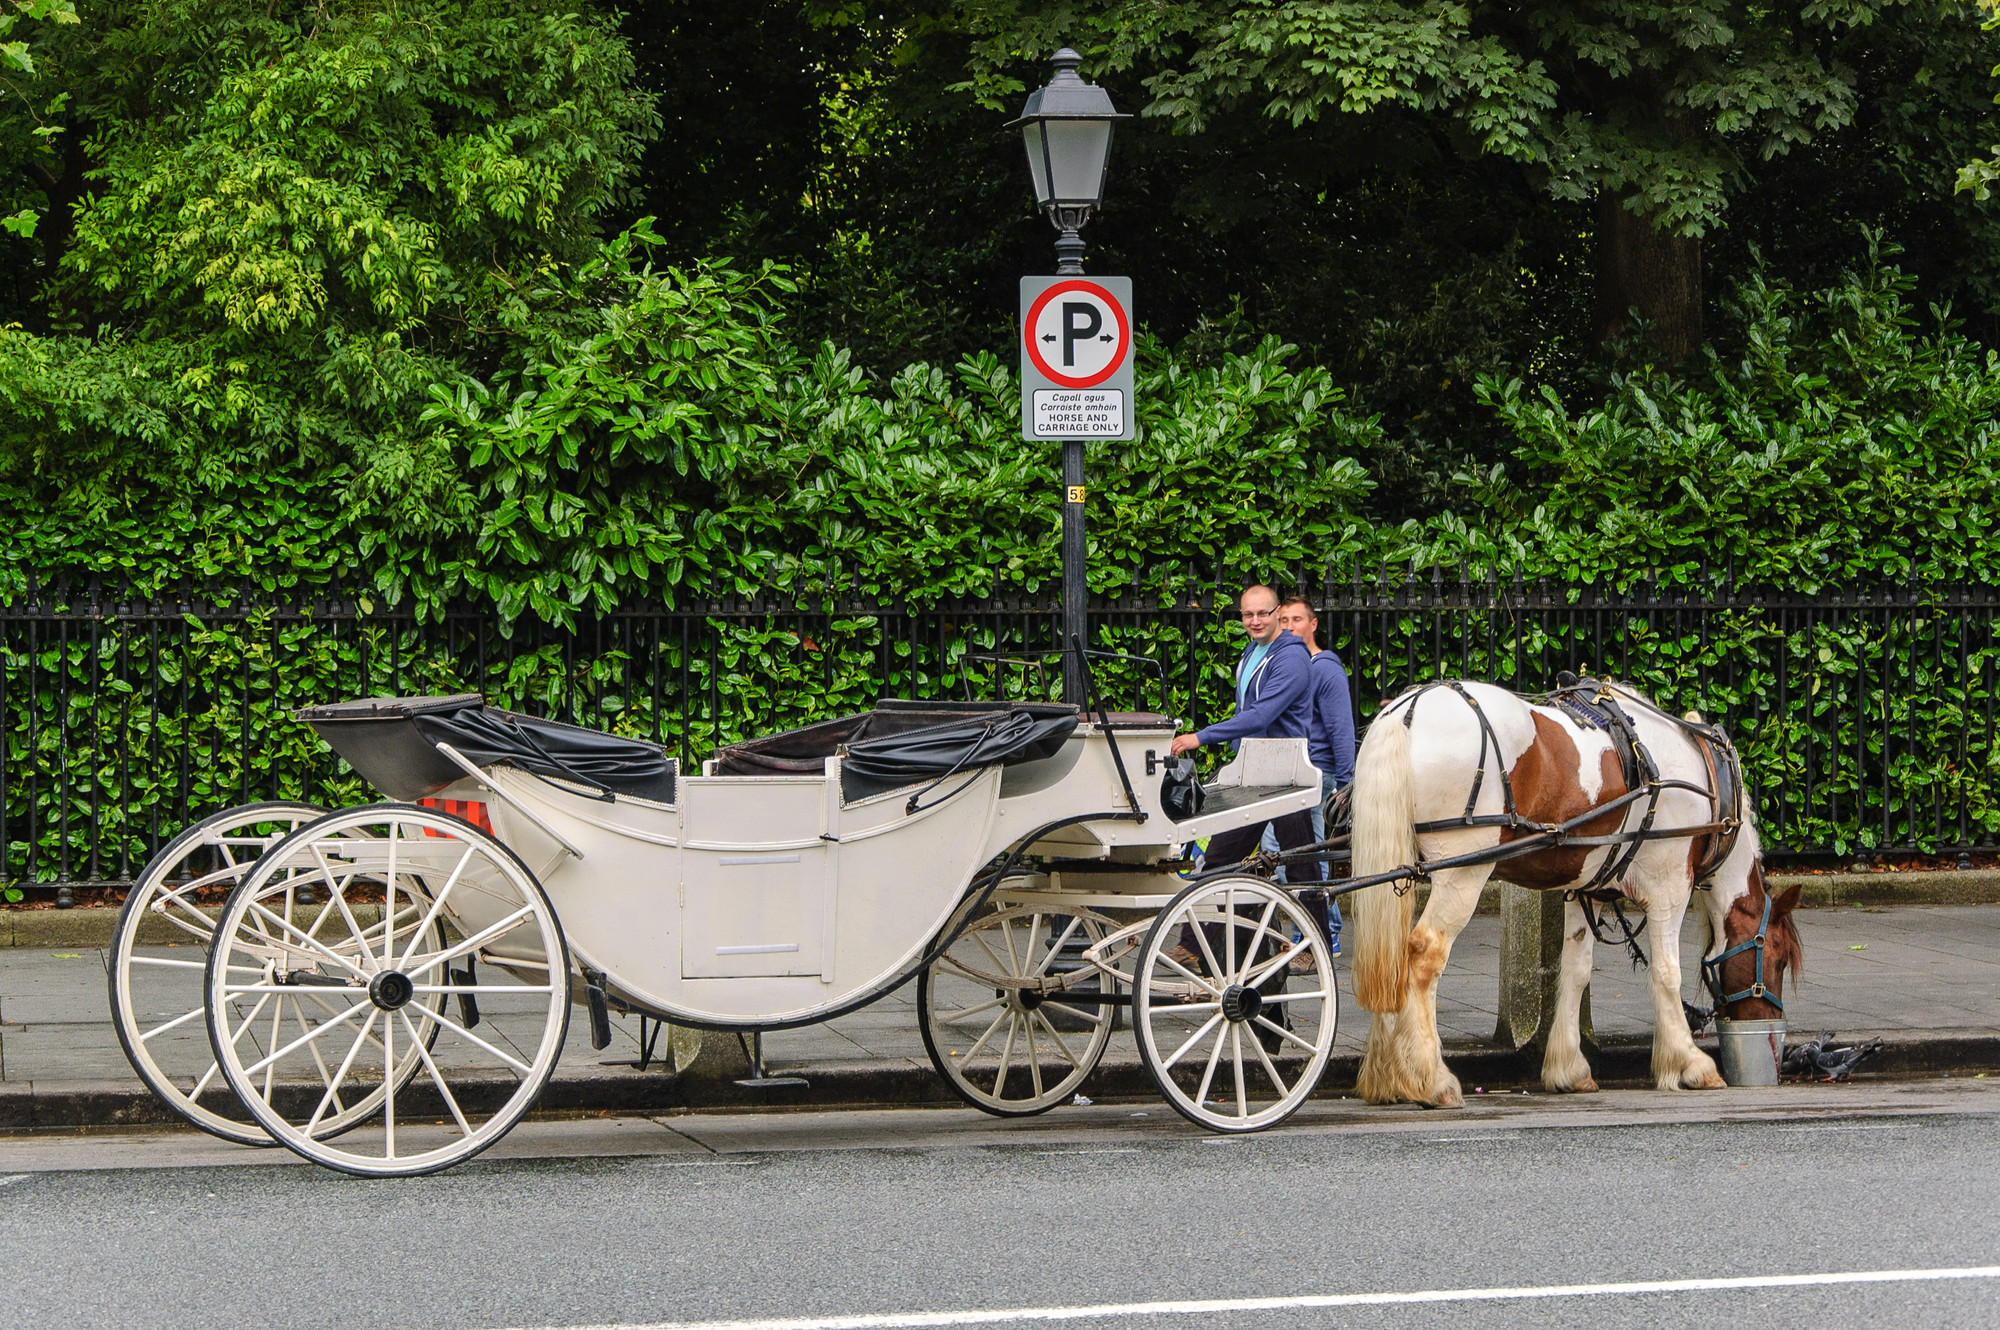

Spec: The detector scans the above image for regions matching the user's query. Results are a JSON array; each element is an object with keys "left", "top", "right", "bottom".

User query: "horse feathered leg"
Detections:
[
  {"left": 1633, "top": 868, "right": 1724, "bottom": 1091},
  {"left": 1351, "top": 710, "right": 1420, "bottom": 1105},
  {"left": 1542, "top": 896, "right": 1598, "bottom": 1093},
  {"left": 1384, "top": 868, "right": 1496, "bottom": 1104}
]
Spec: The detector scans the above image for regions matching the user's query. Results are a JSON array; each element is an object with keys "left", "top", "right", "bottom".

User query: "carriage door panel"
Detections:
[{"left": 679, "top": 780, "right": 831, "bottom": 979}]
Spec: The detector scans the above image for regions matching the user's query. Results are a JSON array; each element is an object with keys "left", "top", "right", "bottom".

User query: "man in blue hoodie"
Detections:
[{"left": 1167, "top": 584, "right": 1324, "bottom": 882}]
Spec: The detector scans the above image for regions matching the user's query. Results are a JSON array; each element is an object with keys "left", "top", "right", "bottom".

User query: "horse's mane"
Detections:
[{"left": 1772, "top": 900, "right": 1806, "bottom": 983}]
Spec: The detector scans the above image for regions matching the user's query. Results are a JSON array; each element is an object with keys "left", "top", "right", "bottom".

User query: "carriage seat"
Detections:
[
  {"left": 714, "top": 700, "right": 1079, "bottom": 802},
  {"left": 299, "top": 695, "right": 678, "bottom": 804}
]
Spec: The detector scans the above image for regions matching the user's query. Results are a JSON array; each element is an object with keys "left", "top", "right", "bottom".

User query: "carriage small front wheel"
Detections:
[
  {"left": 1132, "top": 875, "right": 1337, "bottom": 1133},
  {"left": 918, "top": 902, "right": 1119, "bottom": 1116}
]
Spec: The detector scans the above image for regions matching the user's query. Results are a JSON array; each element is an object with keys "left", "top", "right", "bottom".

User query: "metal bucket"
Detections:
[{"left": 1715, "top": 1019, "right": 1786, "bottom": 1086}]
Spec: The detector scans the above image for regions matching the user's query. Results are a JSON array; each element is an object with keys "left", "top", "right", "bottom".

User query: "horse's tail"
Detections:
[{"left": 1350, "top": 706, "right": 1418, "bottom": 1013}]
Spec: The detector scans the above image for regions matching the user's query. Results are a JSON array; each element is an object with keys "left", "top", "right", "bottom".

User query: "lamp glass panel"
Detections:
[
  {"left": 1044, "top": 119, "right": 1111, "bottom": 204},
  {"left": 1021, "top": 122, "right": 1052, "bottom": 205}
]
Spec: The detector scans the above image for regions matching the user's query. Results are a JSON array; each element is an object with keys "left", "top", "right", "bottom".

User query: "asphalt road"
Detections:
[{"left": 2, "top": 1084, "right": 1997, "bottom": 1330}]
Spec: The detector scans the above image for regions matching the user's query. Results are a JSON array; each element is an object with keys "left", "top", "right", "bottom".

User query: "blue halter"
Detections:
[{"left": 1701, "top": 890, "right": 1782, "bottom": 1015}]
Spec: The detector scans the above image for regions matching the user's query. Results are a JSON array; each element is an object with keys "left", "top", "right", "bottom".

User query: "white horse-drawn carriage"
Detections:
[{"left": 109, "top": 687, "right": 1343, "bottom": 1176}]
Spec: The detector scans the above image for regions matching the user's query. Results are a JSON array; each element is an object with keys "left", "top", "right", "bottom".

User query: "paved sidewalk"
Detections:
[{"left": 2, "top": 904, "right": 1995, "bottom": 1127}]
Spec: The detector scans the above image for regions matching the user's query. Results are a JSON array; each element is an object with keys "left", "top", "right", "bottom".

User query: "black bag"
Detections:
[{"left": 1160, "top": 756, "right": 1206, "bottom": 822}]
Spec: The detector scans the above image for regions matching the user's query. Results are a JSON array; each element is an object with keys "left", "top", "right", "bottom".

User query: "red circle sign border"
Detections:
[{"left": 1023, "top": 280, "right": 1131, "bottom": 389}]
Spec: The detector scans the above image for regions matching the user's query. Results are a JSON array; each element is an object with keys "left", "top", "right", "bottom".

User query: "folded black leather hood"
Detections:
[
  {"left": 300, "top": 695, "right": 676, "bottom": 803},
  {"left": 714, "top": 701, "right": 1079, "bottom": 802}
]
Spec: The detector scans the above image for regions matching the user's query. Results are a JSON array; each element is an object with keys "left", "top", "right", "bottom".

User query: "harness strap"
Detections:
[{"left": 1701, "top": 890, "right": 1783, "bottom": 1014}]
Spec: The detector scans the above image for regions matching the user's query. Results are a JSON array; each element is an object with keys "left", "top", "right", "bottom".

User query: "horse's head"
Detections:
[{"left": 1703, "top": 857, "right": 1804, "bottom": 1020}]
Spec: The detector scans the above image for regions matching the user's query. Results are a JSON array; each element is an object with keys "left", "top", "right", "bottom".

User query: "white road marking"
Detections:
[
  {"left": 491, "top": 1265, "right": 2000, "bottom": 1330},
  {"left": 646, "top": 1160, "right": 763, "bottom": 1169},
  {"left": 1027, "top": 1149, "right": 1139, "bottom": 1157},
  {"left": 0, "top": 1175, "right": 28, "bottom": 1188}
]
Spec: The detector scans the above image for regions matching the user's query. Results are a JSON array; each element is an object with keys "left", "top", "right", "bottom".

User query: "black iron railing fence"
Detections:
[{"left": 5, "top": 572, "right": 1995, "bottom": 892}]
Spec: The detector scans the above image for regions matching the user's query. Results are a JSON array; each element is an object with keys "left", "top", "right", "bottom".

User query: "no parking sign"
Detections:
[{"left": 1020, "top": 276, "right": 1134, "bottom": 441}]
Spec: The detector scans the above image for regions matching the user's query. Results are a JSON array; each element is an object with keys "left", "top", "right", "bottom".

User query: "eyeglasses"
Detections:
[{"left": 1239, "top": 609, "right": 1274, "bottom": 620}]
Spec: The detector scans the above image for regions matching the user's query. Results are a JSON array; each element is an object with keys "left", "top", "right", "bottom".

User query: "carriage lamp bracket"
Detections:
[{"left": 434, "top": 742, "right": 585, "bottom": 860}]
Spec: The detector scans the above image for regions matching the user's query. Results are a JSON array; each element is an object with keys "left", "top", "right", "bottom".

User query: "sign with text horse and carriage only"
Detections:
[{"left": 1019, "top": 275, "right": 1134, "bottom": 441}]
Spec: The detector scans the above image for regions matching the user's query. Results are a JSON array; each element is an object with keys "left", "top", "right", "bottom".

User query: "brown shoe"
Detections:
[
  {"left": 1288, "top": 949, "right": 1318, "bottom": 975},
  {"left": 1164, "top": 944, "right": 1203, "bottom": 973}
]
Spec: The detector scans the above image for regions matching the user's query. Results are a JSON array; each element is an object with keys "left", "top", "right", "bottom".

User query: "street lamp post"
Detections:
[{"left": 1010, "top": 49, "right": 1127, "bottom": 704}]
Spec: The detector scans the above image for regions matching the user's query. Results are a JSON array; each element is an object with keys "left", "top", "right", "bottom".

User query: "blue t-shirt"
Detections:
[{"left": 1236, "top": 640, "right": 1274, "bottom": 710}]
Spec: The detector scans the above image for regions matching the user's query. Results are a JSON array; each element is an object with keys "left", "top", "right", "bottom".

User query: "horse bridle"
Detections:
[{"left": 1700, "top": 889, "right": 1783, "bottom": 1014}]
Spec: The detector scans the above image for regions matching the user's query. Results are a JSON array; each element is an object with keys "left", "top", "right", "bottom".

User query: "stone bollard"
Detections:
[{"left": 1492, "top": 884, "right": 1590, "bottom": 1052}]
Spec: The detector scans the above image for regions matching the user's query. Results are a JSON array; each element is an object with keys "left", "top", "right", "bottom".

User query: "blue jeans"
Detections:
[{"left": 1263, "top": 769, "right": 1342, "bottom": 942}]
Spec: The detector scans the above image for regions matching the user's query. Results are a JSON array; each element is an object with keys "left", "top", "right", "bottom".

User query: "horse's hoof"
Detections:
[
  {"left": 1689, "top": 1070, "right": 1725, "bottom": 1090},
  {"left": 1566, "top": 1077, "right": 1599, "bottom": 1094}
]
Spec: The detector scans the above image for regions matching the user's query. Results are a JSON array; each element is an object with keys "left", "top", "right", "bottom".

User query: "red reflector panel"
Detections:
[{"left": 418, "top": 798, "right": 493, "bottom": 835}]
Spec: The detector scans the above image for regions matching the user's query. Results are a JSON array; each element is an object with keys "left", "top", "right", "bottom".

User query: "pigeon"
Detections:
[
  {"left": 1683, "top": 1000, "right": 1715, "bottom": 1038},
  {"left": 1781, "top": 1032, "right": 1884, "bottom": 1082}
]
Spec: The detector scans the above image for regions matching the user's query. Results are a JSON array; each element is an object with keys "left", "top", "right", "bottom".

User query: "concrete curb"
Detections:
[
  {"left": 0, "top": 904, "right": 388, "bottom": 949},
  {"left": 5, "top": 1034, "right": 1994, "bottom": 1132}
]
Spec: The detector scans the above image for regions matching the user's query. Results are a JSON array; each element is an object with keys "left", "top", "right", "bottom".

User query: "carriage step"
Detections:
[
  {"left": 584, "top": 971, "right": 613, "bottom": 1050},
  {"left": 735, "top": 1031, "right": 808, "bottom": 1090},
  {"left": 451, "top": 966, "right": 481, "bottom": 1028}
]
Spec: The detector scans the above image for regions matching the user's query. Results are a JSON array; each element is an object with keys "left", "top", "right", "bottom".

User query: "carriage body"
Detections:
[
  {"left": 113, "top": 690, "right": 1336, "bottom": 1176},
  {"left": 314, "top": 695, "right": 1320, "bottom": 1029}
]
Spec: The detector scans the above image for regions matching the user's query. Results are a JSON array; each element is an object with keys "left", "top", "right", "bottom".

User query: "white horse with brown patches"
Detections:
[{"left": 1347, "top": 680, "right": 1804, "bottom": 1108}]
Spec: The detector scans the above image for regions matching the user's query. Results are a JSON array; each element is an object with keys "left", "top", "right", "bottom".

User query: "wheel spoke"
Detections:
[
  {"left": 1231, "top": 1026, "right": 1249, "bottom": 1119},
  {"left": 1031, "top": 916, "right": 1082, "bottom": 977},
  {"left": 1224, "top": 888, "right": 1237, "bottom": 976},
  {"left": 243, "top": 900, "right": 370, "bottom": 978},
  {"left": 1030, "top": 1008, "right": 1081, "bottom": 1070},
  {"left": 1025, "top": 1016, "right": 1044, "bottom": 1100},
  {"left": 1260, "top": 989, "right": 1329, "bottom": 1004},
  {"left": 408, "top": 985, "right": 553, "bottom": 995},
  {"left": 1246, "top": 936, "right": 1310, "bottom": 989},
  {"left": 408, "top": 1001, "right": 534, "bottom": 1076},
  {"left": 309, "top": 842, "right": 375, "bottom": 961},
  {"left": 958, "top": 1006, "right": 1012, "bottom": 1065},
  {"left": 129, "top": 954, "right": 208, "bottom": 971},
  {"left": 397, "top": 843, "right": 476, "bottom": 969},
  {"left": 189, "top": 1059, "right": 223, "bottom": 1101},
  {"left": 403, "top": 1011, "right": 471, "bottom": 1136},
  {"left": 993, "top": 1013, "right": 1019, "bottom": 1098},
  {"left": 1252, "top": 1013, "right": 1319, "bottom": 1055},
  {"left": 136, "top": 1004, "right": 207, "bottom": 1042},
  {"left": 1188, "top": 906, "right": 1226, "bottom": 982},
  {"left": 1242, "top": 898, "right": 1280, "bottom": 983},
  {"left": 297, "top": 999, "right": 345, "bottom": 1113},
  {"left": 1161, "top": 1011, "right": 1224, "bottom": 1071},
  {"left": 264, "top": 986, "right": 285, "bottom": 1101},
  {"left": 941, "top": 995, "right": 1008, "bottom": 1026},
  {"left": 237, "top": 1000, "right": 367, "bottom": 1079},
  {"left": 382, "top": 997, "right": 396, "bottom": 1158},
  {"left": 1193, "top": 1019, "right": 1229, "bottom": 1108},
  {"left": 1155, "top": 949, "right": 1223, "bottom": 998},
  {"left": 1248, "top": 1024, "right": 1292, "bottom": 1100},
  {"left": 407, "top": 904, "right": 538, "bottom": 974},
  {"left": 971, "top": 931, "right": 1011, "bottom": 978},
  {"left": 306, "top": 1009, "right": 380, "bottom": 1133}
]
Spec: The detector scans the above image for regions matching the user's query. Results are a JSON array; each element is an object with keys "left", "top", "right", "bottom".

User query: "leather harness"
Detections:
[
  {"left": 1389, "top": 677, "right": 1746, "bottom": 895},
  {"left": 1700, "top": 889, "right": 1784, "bottom": 1014}
]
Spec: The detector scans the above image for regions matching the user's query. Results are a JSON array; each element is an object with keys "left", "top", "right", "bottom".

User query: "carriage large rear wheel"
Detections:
[
  {"left": 918, "top": 902, "right": 1119, "bottom": 1116},
  {"left": 1133, "top": 876, "right": 1336, "bottom": 1132},
  {"left": 205, "top": 804, "right": 571, "bottom": 1177},
  {"left": 109, "top": 802, "right": 442, "bottom": 1145}
]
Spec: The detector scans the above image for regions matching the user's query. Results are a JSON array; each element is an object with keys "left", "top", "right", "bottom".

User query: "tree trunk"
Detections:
[{"left": 1594, "top": 193, "right": 1702, "bottom": 364}]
